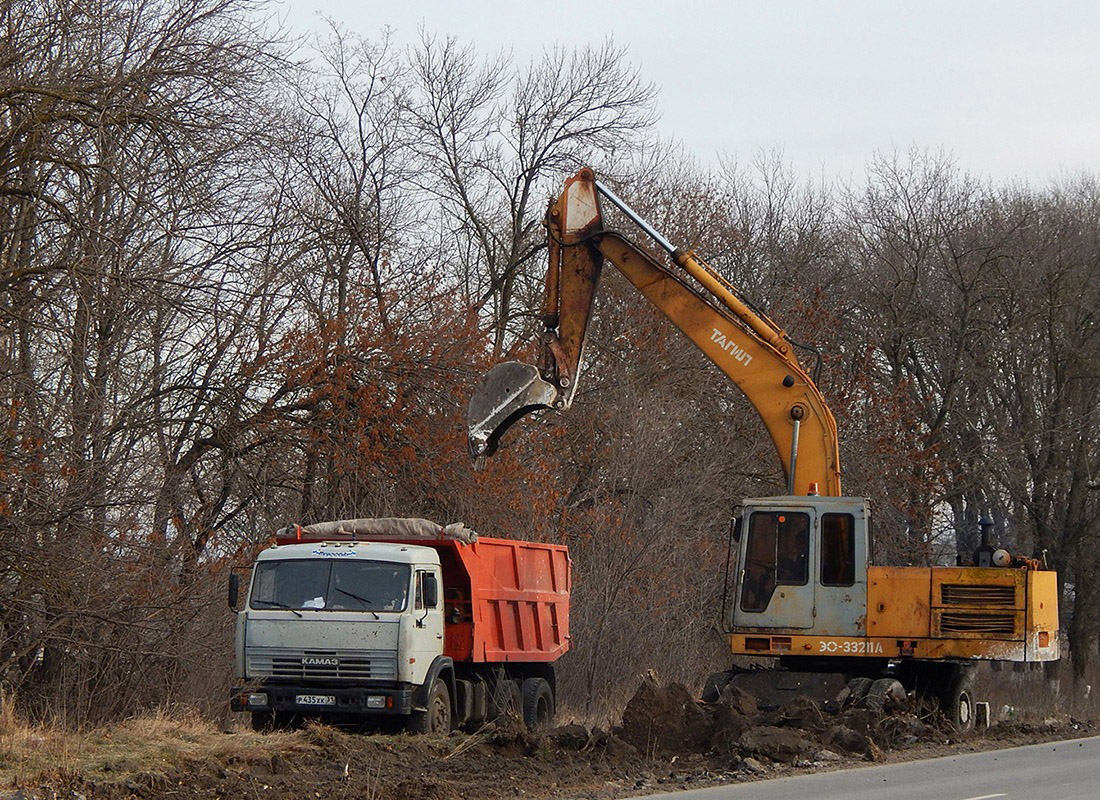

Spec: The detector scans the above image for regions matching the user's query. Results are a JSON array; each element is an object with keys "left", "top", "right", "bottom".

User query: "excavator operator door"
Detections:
[
  {"left": 734, "top": 507, "right": 816, "bottom": 629},
  {"left": 731, "top": 497, "right": 869, "bottom": 635}
]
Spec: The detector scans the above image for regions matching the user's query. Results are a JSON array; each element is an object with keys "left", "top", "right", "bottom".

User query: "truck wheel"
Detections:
[
  {"left": 408, "top": 679, "right": 452, "bottom": 734},
  {"left": 251, "top": 711, "right": 273, "bottom": 732},
  {"left": 489, "top": 678, "right": 522, "bottom": 721},
  {"left": 521, "top": 678, "right": 554, "bottom": 731},
  {"left": 943, "top": 671, "right": 975, "bottom": 732}
]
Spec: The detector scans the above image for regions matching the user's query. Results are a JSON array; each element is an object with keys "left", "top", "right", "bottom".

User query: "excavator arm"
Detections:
[{"left": 468, "top": 167, "right": 842, "bottom": 496}]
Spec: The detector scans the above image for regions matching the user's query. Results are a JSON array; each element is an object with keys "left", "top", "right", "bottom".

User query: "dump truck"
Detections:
[
  {"left": 229, "top": 518, "right": 571, "bottom": 733},
  {"left": 466, "top": 167, "right": 1059, "bottom": 730}
]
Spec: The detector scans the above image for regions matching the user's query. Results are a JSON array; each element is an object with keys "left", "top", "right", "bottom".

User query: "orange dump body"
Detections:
[{"left": 423, "top": 536, "right": 572, "bottom": 664}]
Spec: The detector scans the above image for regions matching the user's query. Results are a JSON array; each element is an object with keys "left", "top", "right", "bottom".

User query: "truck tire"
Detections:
[
  {"left": 943, "top": 670, "right": 975, "bottom": 732},
  {"left": 407, "top": 679, "right": 452, "bottom": 734},
  {"left": 489, "top": 678, "right": 522, "bottom": 721},
  {"left": 521, "top": 678, "right": 554, "bottom": 731}
]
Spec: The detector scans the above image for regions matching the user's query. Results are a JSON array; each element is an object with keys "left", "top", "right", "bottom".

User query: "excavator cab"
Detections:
[{"left": 731, "top": 496, "right": 870, "bottom": 636}]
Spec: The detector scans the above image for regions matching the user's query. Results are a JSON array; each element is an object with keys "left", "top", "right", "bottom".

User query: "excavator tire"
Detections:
[
  {"left": 865, "top": 678, "right": 907, "bottom": 713},
  {"left": 724, "top": 670, "right": 848, "bottom": 711},
  {"left": 846, "top": 677, "right": 873, "bottom": 707},
  {"left": 943, "top": 669, "right": 976, "bottom": 732},
  {"left": 702, "top": 671, "right": 735, "bottom": 703}
]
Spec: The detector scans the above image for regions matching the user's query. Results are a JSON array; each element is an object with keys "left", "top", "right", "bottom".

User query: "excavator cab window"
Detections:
[
  {"left": 740, "top": 511, "right": 810, "bottom": 612},
  {"left": 821, "top": 513, "right": 856, "bottom": 586}
]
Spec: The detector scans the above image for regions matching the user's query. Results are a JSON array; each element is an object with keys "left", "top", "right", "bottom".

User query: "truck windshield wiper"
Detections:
[
  {"left": 256, "top": 599, "right": 303, "bottom": 618},
  {"left": 334, "top": 588, "right": 381, "bottom": 620}
]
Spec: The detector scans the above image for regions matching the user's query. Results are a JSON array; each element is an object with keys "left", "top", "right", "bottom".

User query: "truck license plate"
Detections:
[{"left": 296, "top": 694, "right": 336, "bottom": 706}]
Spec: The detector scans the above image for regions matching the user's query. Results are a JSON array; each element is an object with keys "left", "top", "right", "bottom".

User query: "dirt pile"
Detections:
[
  {"left": 618, "top": 679, "right": 711, "bottom": 755},
  {"left": 617, "top": 674, "right": 939, "bottom": 764}
]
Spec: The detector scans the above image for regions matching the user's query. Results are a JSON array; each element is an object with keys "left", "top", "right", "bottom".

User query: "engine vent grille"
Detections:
[
  {"left": 938, "top": 611, "right": 1017, "bottom": 635},
  {"left": 940, "top": 584, "right": 1016, "bottom": 607},
  {"left": 247, "top": 648, "right": 397, "bottom": 681}
]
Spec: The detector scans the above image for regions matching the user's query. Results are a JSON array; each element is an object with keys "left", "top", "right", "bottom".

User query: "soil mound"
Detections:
[
  {"left": 618, "top": 673, "right": 943, "bottom": 763},
  {"left": 619, "top": 678, "right": 711, "bottom": 755}
]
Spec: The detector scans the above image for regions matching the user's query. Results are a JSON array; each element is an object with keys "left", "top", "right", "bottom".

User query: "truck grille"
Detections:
[
  {"left": 247, "top": 648, "right": 397, "bottom": 680},
  {"left": 940, "top": 584, "right": 1016, "bottom": 607}
]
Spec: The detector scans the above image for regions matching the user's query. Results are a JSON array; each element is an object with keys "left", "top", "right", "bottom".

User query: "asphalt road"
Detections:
[{"left": 627, "top": 736, "right": 1100, "bottom": 800}]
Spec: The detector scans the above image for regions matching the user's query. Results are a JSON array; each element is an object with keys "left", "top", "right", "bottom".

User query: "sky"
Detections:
[{"left": 275, "top": 0, "right": 1100, "bottom": 184}]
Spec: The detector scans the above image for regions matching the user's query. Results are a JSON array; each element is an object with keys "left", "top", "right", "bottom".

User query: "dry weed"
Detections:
[{"left": 0, "top": 702, "right": 317, "bottom": 788}]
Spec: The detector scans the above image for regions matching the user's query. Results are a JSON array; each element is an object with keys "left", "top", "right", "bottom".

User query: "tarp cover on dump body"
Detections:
[{"left": 276, "top": 517, "right": 478, "bottom": 544}]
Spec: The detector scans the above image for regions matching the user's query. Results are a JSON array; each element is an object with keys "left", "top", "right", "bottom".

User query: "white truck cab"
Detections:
[{"left": 232, "top": 540, "right": 445, "bottom": 727}]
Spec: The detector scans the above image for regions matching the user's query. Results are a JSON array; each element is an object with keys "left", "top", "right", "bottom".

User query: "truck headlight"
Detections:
[
  {"left": 366, "top": 696, "right": 386, "bottom": 708},
  {"left": 247, "top": 693, "right": 268, "bottom": 707}
]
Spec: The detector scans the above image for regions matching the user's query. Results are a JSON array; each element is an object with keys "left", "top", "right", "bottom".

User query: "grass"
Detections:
[{"left": 0, "top": 699, "right": 309, "bottom": 789}]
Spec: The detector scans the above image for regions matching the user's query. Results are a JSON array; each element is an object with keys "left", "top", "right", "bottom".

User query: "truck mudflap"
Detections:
[{"left": 231, "top": 684, "right": 414, "bottom": 716}]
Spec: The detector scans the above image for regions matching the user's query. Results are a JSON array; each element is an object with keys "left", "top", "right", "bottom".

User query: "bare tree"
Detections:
[
  {"left": 407, "top": 35, "right": 657, "bottom": 354},
  {"left": 0, "top": 0, "right": 293, "bottom": 723},
  {"left": 977, "top": 179, "right": 1100, "bottom": 674}
]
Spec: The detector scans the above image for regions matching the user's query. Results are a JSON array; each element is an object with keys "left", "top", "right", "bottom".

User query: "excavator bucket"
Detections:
[{"left": 467, "top": 361, "right": 560, "bottom": 465}]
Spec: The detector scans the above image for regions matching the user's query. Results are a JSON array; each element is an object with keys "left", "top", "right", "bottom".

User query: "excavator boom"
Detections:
[{"left": 467, "top": 167, "right": 842, "bottom": 496}]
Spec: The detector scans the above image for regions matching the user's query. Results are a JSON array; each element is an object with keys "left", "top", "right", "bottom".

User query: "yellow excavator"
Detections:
[{"left": 467, "top": 168, "right": 1059, "bottom": 729}]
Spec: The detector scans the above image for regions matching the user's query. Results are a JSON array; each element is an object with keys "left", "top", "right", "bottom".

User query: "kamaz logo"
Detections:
[{"left": 302, "top": 657, "right": 339, "bottom": 667}]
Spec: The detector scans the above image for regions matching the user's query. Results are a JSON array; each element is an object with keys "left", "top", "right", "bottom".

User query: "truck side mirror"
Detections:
[
  {"left": 423, "top": 574, "right": 439, "bottom": 609},
  {"left": 731, "top": 515, "right": 743, "bottom": 543},
  {"left": 228, "top": 572, "right": 240, "bottom": 611}
]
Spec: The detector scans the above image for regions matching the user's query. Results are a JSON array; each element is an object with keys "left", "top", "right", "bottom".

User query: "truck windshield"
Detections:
[{"left": 250, "top": 560, "right": 411, "bottom": 612}]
